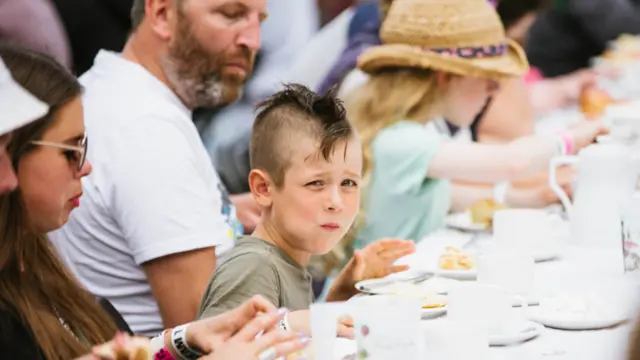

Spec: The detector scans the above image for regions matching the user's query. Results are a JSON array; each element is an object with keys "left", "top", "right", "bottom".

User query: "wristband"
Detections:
[
  {"left": 556, "top": 131, "right": 574, "bottom": 155},
  {"left": 154, "top": 347, "right": 177, "bottom": 360},
  {"left": 150, "top": 330, "right": 167, "bottom": 355},
  {"left": 170, "top": 325, "right": 202, "bottom": 360},
  {"left": 493, "top": 182, "right": 509, "bottom": 205}
]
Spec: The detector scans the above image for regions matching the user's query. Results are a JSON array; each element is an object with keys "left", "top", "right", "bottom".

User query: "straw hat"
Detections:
[{"left": 358, "top": 0, "right": 529, "bottom": 78}]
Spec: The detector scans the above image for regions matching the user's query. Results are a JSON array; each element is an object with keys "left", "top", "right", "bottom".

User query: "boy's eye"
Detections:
[
  {"left": 305, "top": 180, "right": 324, "bottom": 187},
  {"left": 342, "top": 179, "right": 358, "bottom": 187}
]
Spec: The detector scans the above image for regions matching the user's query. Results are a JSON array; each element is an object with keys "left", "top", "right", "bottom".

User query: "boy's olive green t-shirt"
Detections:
[{"left": 197, "top": 236, "right": 314, "bottom": 319}]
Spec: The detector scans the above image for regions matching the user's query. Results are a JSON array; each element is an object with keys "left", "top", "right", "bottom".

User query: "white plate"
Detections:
[
  {"left": 489, "top": 321, "right": 543, "bottom": 346},
  {"left": 527, "top": 307, "right": 629, "bottom": 330},
  {"left": 433, "top": 268, "right": 477, "bottom": 280},
  {"left": 532, "top": 247, "right": 563, "bottom": 262},
  {"left": 444, "top": 212, "right": 488, "bottom": 232},
  {"left": 347, "top": 294, "right": 447, "bottom": 320},
  {"left": 355, "top": 276, "right": 457, "bottom": 296},
  {"left": 421, "top": 306, "right": 447, "bottom": 319}
]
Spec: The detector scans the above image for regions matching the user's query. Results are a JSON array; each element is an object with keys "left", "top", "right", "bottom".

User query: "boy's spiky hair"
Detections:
[{"left": 250, "top": 83, "right": 353, "bottom": 187}]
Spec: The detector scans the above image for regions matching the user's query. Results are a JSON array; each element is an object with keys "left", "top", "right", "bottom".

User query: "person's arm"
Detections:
[
  {"left": 142, "top": 249, "right": 217, "bottom": 328},
  {"left": 476, "top": 77, "right": 535, "bottom": 143},
  {"left": 230, "top": 193, "right": 261, "bottom": 234},
  {"left": 450, "top": 178, "right": 571, "bottom": 212},
  {"left": 198, "top": 254, "right": 280, "bottom": 320},
  {"left": 0, "top": 308, "right": 45, "bottom": 359},
  {"left": 113, "top": 118, "right": 234, "bottom": 328},
  {"left": 428, "top": 120, "right": 607, "bottom": 183}
]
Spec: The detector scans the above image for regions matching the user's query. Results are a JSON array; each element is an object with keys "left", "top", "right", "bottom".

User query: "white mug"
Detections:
[
  {"left": 447, "top": 283, "right": 527, "bottom": 336},
  {"left": 311, "top": 296, "right": 423, "bottom": 360},
  {"left": 477, "top": 252, "right": 536, "bottom": 301},
  {"left": 351, "top": 295, "right": 423, "bottom": 360},
  {"left": 492, "top": 209, "right": 565, "bottom": 253}
]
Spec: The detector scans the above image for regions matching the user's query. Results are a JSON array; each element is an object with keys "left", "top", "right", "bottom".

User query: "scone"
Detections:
[
  {"left": 580, "top": 86, "right": 615, "bottom": 119},
  {"left": 438, "top": 247, "right": 476, "bottom": 271},
  {"left": 92, "top": 336, "right": 151, "bottom": 360},
  {"left": 468, "top": 199, "right": 505, "bottom": 228}
]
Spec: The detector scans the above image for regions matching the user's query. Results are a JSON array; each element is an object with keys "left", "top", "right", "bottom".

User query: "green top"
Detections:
[
  {"left": 197, "top": 236, "right": 314, "bottom": 319},
  {"left": 354, "top": 121, "right": 452, "bottom": 248}
]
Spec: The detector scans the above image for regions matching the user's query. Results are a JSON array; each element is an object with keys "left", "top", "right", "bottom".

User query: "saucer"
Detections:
[
  {"left": 421, "top": 306, "right": 447, "bottom": 320},
  {"left": 444, "top": 212, "right": 488, "bottom": 232},
  {"left": 527, "top": 307, "right": 629, "bottom": 330},
  {"left": 433, "top": 268, "right": 477, "bottom": 280},
  {"left": 489, "top": 321, "right": 543, "bottom": 346}
]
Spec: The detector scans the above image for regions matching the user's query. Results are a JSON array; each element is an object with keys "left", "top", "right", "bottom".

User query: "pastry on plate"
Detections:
[
  {"left": 468, "top": 199, "right": 505, "bottom": 228},
  {"left": 438, "top": 246, "right": 476, "bottom": 271},
  {"left": 389, "top": 282, "right": 448, "bottom": 308},
  {"left": 92, "top": 336, "right": 151, "bottom": 360},
  {"left": 579, "top": 86, "right": 615, "bottom": 119},
  {"left": 420, "top": 294, "right": 448, "bottom": 309}
]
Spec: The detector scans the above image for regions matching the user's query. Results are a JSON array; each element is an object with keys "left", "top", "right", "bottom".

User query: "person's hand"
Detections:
[
  {"left": 286, "top": 309, "right": 355, "bottom": 339},
  {"left": 349, "top": 238, "right": 416, "bottom": 283},
  {"left": 557, "top": 69, "right": 599, "bottom": 103},
  {"left": 198, "top": 309, "right": 309, "bottom": 360},
  {"left": 567, "top": 119, "right": 609, "bottom": 152},
  {"left": 230, "top": 193, "right": 261, "bottom": 233},
  {"left": 326, "top": 238, "right": 416, "bottom": 302},
  {"left": 530, "top": 69, "right": 599, "bottom": 113},
  {"left": 186, "top": 295, "right": 279, "bottom": 354}
]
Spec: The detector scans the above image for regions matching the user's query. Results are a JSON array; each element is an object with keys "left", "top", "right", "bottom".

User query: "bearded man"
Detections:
[{"left": 49, "top": 0, "right": 266, "bottom": 336}]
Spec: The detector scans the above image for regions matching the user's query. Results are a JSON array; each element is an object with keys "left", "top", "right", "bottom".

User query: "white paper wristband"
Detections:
[
  {"left": 171, "top": 324, "right": 202, "bottom": 360},
  {"left": 149, "top": 330, "right": 166, "bottom": 355}
]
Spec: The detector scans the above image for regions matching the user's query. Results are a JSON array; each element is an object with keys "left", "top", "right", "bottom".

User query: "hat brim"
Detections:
[
  {"left": 0, "top": 77, "right": 49, "bottom": 135},
  {"left": 358, "top": 38, "right": 529, "bottom": 78}
]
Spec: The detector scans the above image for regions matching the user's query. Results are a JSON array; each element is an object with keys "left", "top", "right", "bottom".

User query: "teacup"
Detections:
[{"left": 447, "top": 283, "right": 527, "bottom": 337}]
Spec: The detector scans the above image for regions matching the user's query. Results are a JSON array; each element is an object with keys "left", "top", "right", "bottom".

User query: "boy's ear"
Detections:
[{"left": 248, "top": 169, "right": 273, "bottom": 207}]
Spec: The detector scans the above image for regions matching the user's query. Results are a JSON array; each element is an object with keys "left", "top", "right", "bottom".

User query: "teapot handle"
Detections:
[{"left": 549, "top": 156, "right": 579, "bottom": 215}]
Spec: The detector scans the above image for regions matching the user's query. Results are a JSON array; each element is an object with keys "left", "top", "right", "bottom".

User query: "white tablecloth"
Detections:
[{"left": 335, "top": 228, "right": 640, "bottom": 360}]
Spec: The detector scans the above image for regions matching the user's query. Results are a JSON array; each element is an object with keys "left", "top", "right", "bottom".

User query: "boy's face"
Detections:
[{"left": 268, "top": 135, "right": 362, "bottom": 255}]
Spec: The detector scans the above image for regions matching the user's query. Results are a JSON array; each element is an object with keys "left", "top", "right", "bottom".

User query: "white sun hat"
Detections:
[{"left": 0, "top": 56, "right": 49, "bottom": 135}]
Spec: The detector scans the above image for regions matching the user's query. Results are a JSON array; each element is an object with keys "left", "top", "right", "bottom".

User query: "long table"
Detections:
[{"left": 334, "top": 227, "right": 640, "bottom": 360}]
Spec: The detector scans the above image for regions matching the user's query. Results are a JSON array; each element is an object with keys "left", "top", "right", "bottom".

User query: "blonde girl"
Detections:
[{"left": 346, "top": 0, "right": 606, "bottom": 248}]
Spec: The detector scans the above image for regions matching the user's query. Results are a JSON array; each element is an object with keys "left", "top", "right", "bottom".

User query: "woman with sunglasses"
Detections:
[{"left": 0, "top": 44, "right": 307, "bottom": 360}]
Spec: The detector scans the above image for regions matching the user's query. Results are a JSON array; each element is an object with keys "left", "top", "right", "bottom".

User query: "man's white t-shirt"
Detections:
[{"left": 49, "top": 51, "right": 238, "bottom": 336}]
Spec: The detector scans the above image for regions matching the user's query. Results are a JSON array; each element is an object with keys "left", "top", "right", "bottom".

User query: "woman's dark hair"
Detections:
[
  {"left": 0, "top": 43, "right": 117, "bottom": 360},
  {"left": 497, "top": 0, "right": 553, "bottom": 29}
]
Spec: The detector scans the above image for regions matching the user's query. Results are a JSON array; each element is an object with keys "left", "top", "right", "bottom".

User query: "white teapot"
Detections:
[{"left": 550, "top": 143, "right": 637, "bottom": 247}]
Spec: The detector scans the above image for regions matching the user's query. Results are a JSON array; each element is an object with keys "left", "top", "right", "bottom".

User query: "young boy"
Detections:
[{"left": 197, "top": 84, "right": 415, "bottom": 337}]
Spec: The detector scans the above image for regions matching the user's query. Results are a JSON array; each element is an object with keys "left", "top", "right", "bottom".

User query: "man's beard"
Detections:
[{"left": 161, "top": 18, "right": 254, "bottom": 109}]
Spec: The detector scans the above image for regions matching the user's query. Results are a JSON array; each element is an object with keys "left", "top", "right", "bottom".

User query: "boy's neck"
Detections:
[{"left": 252, "top": 223, "right": 312, "bottom": 267}]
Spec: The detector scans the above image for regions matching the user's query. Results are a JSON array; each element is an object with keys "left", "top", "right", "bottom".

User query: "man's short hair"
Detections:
[
  {"left": 250, "top": 83, "right": 353, "bottom": 187},
  {"left": 131, "top": 0, "right": 184, "bottom": 29},
  {"left": 130, "top": 0, "right": 145, "bottom": 29}
]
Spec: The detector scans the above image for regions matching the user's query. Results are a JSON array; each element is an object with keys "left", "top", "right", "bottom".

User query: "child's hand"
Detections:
[
  {"left": 287, "top": 310, "right": 355, "bottom": 339},
  {"left": 350, "top": 238, "right": 416, "bottom": 283},
  {"left": 327, "top": 238, "right": 416, "bottom": 301}
]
